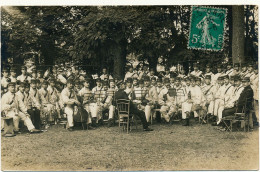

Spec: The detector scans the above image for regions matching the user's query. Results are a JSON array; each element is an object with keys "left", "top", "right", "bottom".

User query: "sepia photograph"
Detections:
[{"left": 1, "top": 4, "right": 259, "bottom": 171}]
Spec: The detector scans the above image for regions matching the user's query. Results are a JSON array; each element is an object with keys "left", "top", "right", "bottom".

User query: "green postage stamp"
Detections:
[{"left": 188, "top": 6, "right": 227, "bottom": 51}]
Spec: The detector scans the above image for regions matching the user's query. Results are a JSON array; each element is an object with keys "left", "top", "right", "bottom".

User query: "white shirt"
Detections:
[
  {"left": 17, "top": 74, "right": 31, "bottom": 82},
  {"left": 190, "top": 70, "right": 202, "bottom": 77},
  {"left": 1, "top": 76, "right": 9, "bottom": 88},
  {"left": 2, "top": 91, "right": 27, "bottom": 116},
  {"left": 189, "top": 85, "right": 203, "bottom": 105},
  {"left": 9, "top": 76, "right": 17, "bottom": 82}
]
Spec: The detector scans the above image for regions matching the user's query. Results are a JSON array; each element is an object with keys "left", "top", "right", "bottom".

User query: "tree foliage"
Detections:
[{"left": 1, "top": 6, "right": 258, "bottom": 77}]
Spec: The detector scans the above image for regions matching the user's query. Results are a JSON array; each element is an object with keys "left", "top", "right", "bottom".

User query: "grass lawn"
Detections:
[{"left": 1, "top": 119, "right": 259, "bottom": 171}]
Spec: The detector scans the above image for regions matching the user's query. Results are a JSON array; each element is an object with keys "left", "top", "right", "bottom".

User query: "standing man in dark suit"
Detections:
[{"left": 114, "top": 81, "right": 153, "bottom": 131}]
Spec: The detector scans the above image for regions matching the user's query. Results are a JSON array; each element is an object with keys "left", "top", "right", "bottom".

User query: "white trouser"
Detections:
[
  {"left": 216, "top": 105, "right": 225, "bottom": 124},
  {"left": 64, "top": 106, "right": 74, "bottom": 127},
  {"left": 182, "top": 102, "right": 192, "bottom": 119},
  {"left": 88, "top": 103, "right": 102, "bottom": 122},
  {"left": 83, "top": 105, "right": 92, "bottom": 124},
  {"left": 194, "top": 111, "right": 199, "bottom": 117},
  {"left": 213, "top": 99, "right": 224, "bottom": 116},
  {"left": 101, "top": 105, "right": 115, "bottom": 119},
  {"left": 160, "top": 105, "right": 176, "bottom": 122},
  {"left": 208, "top": 101, "right": 214, "bottom": 114},
  {"left": 145, "top": 105, "right": 153, "bottom": 122},
  {"left": 6, "top": 111, "right": 35, "bottom": 131},
  {"left": 108, "top": 105, "right": 115, "bottom": 119}
]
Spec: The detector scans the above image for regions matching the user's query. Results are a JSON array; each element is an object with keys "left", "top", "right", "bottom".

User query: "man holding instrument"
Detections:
[{"left": 61, "top": 78, "right": 81, "bottom": 131}]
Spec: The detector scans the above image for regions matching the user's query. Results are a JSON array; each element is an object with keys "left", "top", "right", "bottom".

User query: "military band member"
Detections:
[
  {"left": 100, "top": 67, "right": 113, "bottom": 81},
  {"left": 211, "top": 76, "right": 226, "bottom": 125},
  {"left": 103, "top": 81, "right": 116, "bottom": 127},
  {"left": 170, "top": 73, "right": 177, "bottom": 88},
  {"left": 1, "top": 68, "right": 10, "bottom": 93},
  {"left": 30, "top": 68, "right": 38, "bottom": 82},
  {"left": 225, "top": 62, "right": 234, "bottom": 76},
  {"left": 39, "top": 80, "right": 57, "bottom": 128},
  {"left": 17, "top": 66, "right": 31, "bottom": 82},
  {"left": 156, "top": 56, "right": 165, "bottom": 73},
  {"left": 230, "top": 63, "right": 240, "bottom": 77},
  {"left": 138, "top": 64, "right": 150, "bottom": 80},
  {"left": 36, "top": 79, "right": 41, "bottom": 90},
  {"left": 132, "top": 79, "right": 144, "bottom": 105},
  {"left": 203, "top": 64, "right": 214, "bottom": 79},
  {"left": 132, "top": 77, "right": 139, "bottom": 89},
  {"left": 190, "top": 63, "right": 202, "bottom": 77},
  {"left": 125, "top": 78, "right": 133, "bottom": 97},
  {"left": 143, "top": 77, "right": 158, "bottom": 122},
  {"left": 212, "top": 65, "right": 224, "bottom": 84},
  {"left": 245, "top": 63, "right": 255, "bottom": 79},
  {"left": 93, "top": 81, "right": 108, "bottom": 125},
  {"left": 214, "top": 75, "right": 234, "bottom": 125},
  {"left": 78, "top": 78, "right": 95, "bottom": 128},
  {"left": 221, "top": 77, "right": 253, "bottom": 130},
  {"left": 61, "top": 79, "right": 81, "bottom": 131},
  {"left": 240, "top": 63, "right": 249, "bottom": 78},
  {"left": 92, "top": 78, "right": 103, "bottom": 94},
  {"left": 200, "top": 75, "right": 216, "bottom": 123},
  {"left": 159, "top": 78, "right": 177, "bottom": 123},
  {"left": 75, "top": 80, "right": 82, "bottom": 93},
  {"left": 28, "top": 79, "right": 41, "bottom": 129},
  {"left": 37, "top": 69, "right": 44, "bottom": 83},
  {"left": 178, "top": 68, "right": 186, "bottom": 79},
  {"left": 148, "top": 68, "right": 158, "bottom": 80},
  {"left": 124, "top": 65, "right": 135, "bottom": 81},
  {"left": 175, "top": 77, "right": 187, "bottom": 111},
  {"left": 10, "top": 67, "right": 17, "bottom": 82},
  {"left": 151, "top": 77, "right": 157, "bottom": 87},
  {"left": 156, "top": 78, "right": 164, "bottom": 95},
  {"left": 181, "top": 77, "right": 203, "bottom": 126},
  {"left": 48, "top": 78, "right": 61, "bottom": 119},
  {"left": 164, "top": 67, "right": 171, "bottom": 79},
  {"left": 57, "top": 68, "right": 67, "bottom": 85},
  {"left": 1, "top": 82, "right": 40, "bottom": 133}
]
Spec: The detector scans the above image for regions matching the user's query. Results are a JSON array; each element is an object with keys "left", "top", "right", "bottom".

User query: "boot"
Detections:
[
  {"left": 182, "top": 118, "right": 189, "bottom": 126},
  {"left": 92, "top": 117, "right": 97, "bottom": 127},
  {"left": 107, "top": 118, "right": 114, "bottom": 127},
  {"left": 211, "top": 116, "right": 217, "bottom": 126}
]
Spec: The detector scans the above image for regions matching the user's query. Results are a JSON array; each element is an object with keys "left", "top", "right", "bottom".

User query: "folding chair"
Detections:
[
  {"left": 233, "top": 98, "right": 252, "bottom": 132},
  {"left": 116, "top": 99, "right": 135, "bottom": 133}
]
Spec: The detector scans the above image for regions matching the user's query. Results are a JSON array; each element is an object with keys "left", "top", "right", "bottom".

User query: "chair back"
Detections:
[
  {"left": 116, "top": 99, "right": 130, "bottom": 116},
  {"left": 235, "top": 97, "right": 253, "bottom": 119}
]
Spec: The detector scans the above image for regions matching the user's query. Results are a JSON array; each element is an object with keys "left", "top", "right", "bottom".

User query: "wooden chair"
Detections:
[
  {"left": 116, "top": 99, "right": 134, "bottom": 134},
  {"left": 2, "top": 117, "right": 15, "bottom": 137}
]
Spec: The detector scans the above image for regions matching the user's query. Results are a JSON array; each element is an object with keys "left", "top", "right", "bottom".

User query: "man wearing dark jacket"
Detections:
[
  {"left": 114, "top": 81, "right": 153, "bottom": 131},
  {"left": 222, "top": 77, "right": 254, "bottom": 122}
]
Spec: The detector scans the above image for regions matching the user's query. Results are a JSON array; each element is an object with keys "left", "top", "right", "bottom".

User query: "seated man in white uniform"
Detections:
[
  {"left": 159, "top": 78, "right": 177, "bottom": 123},
  {"left": 2, "top": 82, "right": 40, "bottom": 134},
  {"left": 181, "top": 77, "right": 203, "bottom": 126},
  {"left": 61, "top": 79, "right": 81, "bottom": 131}
]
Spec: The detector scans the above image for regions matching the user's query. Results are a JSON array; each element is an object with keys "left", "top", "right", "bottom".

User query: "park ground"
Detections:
[{"left": 1, "top": 119, "right": 259, "bottom": 171}]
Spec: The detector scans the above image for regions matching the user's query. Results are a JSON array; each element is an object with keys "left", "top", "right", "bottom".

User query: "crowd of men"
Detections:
[{"left": 1, "top": 59, "right": 259, "bottom": 135}]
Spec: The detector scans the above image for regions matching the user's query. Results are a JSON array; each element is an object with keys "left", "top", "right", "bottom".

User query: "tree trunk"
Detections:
[
  {"left": 232, "top": 6, "right": 245, "bottom": 65},
  {"left": 113, "top": 38, "right": 127, "bottom": 80}
]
